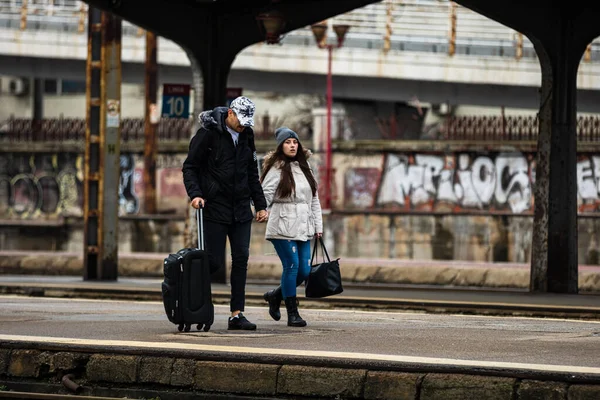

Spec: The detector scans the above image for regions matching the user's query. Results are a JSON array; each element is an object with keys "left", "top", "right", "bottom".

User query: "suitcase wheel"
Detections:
[
  {"left": 177, "top": 324, "right": 184, "bottom": 332},
  {"left": 184, "top": 324, "right": 191, "bottom": 332},
  {"left": 196, "top": 324, "right": 203, "bottom": 331},
  {"left": 203, "top": 324, "right": 211, "bottom": 332}
]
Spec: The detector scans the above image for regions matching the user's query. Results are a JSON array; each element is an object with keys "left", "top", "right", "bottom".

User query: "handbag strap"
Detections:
[
  {"left": 311, "top": 237, "right": 331, "bottom": 265},
  {"left": 319, "top": 237, "right": 331, "bottom": 262},
  {"left": 311, "top": 238, "right": 319, "bottom": 265}
]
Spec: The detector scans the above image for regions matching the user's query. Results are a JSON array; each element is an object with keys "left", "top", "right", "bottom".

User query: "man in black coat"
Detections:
[{"left": 182, "top": 96, "right": 268, "bottom": 330}]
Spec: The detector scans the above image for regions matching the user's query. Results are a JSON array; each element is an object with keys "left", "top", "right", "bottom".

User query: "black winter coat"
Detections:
[{"left": 182, "top": 107, "right": 267, "bottom": 224}]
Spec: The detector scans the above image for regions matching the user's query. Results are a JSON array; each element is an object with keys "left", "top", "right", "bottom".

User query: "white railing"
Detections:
[
  {"left": 0, "top": 0, "right": 86, "bottom": 27},
  {"left": 0, "top": 0, "right": 136, "bottom": 32},
  {"left": 332, "top": 0, "right": 534, "bottom": 52}
]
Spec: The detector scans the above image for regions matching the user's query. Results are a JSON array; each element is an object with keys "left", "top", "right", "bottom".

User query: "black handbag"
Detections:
[{"left": 305, "top": 237, "right": 343, "bottom": 298}]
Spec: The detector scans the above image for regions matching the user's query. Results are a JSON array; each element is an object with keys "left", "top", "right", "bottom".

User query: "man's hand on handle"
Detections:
[
  {"left": 191, "top": 197, "right": 205, "bottom": 209},
  {"left": 256, "top": 209, "right": 268, "bottom": 223}
]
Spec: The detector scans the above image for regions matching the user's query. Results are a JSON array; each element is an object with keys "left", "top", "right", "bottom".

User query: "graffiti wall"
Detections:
[
  {"left": 343, "top": 151, "right": 600, "bottom": 214},
  {"left": 0, "top": 153, "right": 83, "bottom": 218},
  {"left": 0, "top": 152, "right": 189, "bottom": 218},
  {"left": 4, "top": 150, "right": 600, "bottom": 219}
]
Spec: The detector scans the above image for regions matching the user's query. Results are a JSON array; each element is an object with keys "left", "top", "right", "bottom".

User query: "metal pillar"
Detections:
[
  {"left": 530, "top": 43, "right": 551, "bottom": 292},
  {"left": 545, "top": 27, "right": 580, "bottom": 294},
  {"left": 200, "top": 53, "right": 232, "bottom": 110},
  {"left": 530, "top": 23, "right": 583, "bottom": 294},
  {"left": 144, "top": 31, "right": 158, "bottom": 214},
  {"left": 84, "top": 8, "right": 122, "bottom": 281}
]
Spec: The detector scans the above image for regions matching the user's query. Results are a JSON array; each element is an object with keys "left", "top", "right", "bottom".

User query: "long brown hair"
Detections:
[{"left": 260, "top": 141, "right": 318, "bottom": 198}]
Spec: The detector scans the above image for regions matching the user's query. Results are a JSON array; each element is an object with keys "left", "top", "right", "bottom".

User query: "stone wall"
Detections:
[{"left": 1, "top": 347, "right": 599, "bottom": 399}]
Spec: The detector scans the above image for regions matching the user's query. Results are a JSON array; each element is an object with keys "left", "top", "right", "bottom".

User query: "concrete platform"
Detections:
[{"left": 0, "top": 280, "right": 600, "bottom": 398}]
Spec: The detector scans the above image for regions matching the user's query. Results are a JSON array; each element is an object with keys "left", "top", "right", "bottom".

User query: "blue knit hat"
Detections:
[{"left": 275, "top": 127, "right": 300, "bottom": 147}]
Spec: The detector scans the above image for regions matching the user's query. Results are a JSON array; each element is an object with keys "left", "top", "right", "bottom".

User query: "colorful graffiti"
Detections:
[
  {"left": 0, "top": 153, "right": 83, "bottom": 218},
  {"left": 6, "top": 150, "right": 600, "bottom": 219},
  {"left": 119, "top": 154, "right": 140, "bottom": 215},
  {"left": 1, "top": 153, "right": 190, "bottom": 219},
  {"left": 377, "top": 152, "right": 535, "bottom": 213},
  {"left": 358, "top": 151, "right": 600, "bottom": 214},
  {"left": 344, "top": 168, "right": 380, "bottom": 209}
]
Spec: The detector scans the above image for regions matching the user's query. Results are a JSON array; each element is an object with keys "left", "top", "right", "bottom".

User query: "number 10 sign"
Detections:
[{"left": 161, "top": 84, "right": 190, "bottom": 118}]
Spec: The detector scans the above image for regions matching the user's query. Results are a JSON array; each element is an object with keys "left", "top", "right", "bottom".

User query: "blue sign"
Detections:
[{"left": 162, "top": 84, "right": 190, "bottom": 118}]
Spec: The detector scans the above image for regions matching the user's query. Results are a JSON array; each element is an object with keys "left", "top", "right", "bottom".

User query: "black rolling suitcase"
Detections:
[{"left": 161, "top": 207, "right": 214, "bottom": 332}]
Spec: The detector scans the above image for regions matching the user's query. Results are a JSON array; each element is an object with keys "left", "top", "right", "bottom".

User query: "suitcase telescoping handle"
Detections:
[{"left": 196, "top": 207, "right": 204, "bottom": 251}]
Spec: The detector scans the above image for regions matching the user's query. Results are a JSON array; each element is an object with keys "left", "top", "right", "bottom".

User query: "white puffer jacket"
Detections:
[{"left": 261, "top": 151, "right": 323, "bottom": 241}]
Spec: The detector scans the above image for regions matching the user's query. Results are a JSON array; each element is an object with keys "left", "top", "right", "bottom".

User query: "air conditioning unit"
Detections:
[{"left": 8, "top": 78, "right": 30, "bottom": 97}]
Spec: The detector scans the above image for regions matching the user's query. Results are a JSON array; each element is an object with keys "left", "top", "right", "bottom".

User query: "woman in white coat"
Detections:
[{"left": 260, "top": 127, "right": 323, "bottom": 327}]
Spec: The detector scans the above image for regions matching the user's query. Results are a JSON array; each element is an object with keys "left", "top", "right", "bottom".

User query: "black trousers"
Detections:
[{"left": 203, "top": 219, "right": 252, "bottom": 312}]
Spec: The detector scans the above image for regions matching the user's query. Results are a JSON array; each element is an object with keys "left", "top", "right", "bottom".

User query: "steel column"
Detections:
[
  {"left": 545, "top": 26, "right": 580, "bottom": 294},
  {"left": 144, "top": 31, "right": 158, "bottom": 214},
  {"left": 84, "top": 8, "right": 122, "bottom": 281},
  {"left": 531, "top": 21, "right": 584, "bottom": 294}
]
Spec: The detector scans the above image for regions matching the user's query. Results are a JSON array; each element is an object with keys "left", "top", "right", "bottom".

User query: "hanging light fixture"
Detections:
[
  {"left": 333, "top": 24, "right": 350, "bottom": 46},
  {"left": 256, "top": 10, "right": 286, "bottom": 44},
  {"left": 310, "top": 22, "right": 328, "bottom": 47}
]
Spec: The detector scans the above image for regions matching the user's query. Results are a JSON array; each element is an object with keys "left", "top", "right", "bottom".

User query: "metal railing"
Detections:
[
  {"left": 1, "top": 0, "right": 597, "bottom": 60},
  {"left": 0, "top": 117, "right": 193, "bottom": 142},
  {"left": 445, "top": 115, "right": 600, "bottom": 142},
  {"left": 3, "top": 115, "right": 600, "bottom": 143}
]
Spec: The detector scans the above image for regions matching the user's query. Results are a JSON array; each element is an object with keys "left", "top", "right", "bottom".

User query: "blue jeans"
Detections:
[{"left": 270, "top": 239, "right": 311, "bottom": 299}]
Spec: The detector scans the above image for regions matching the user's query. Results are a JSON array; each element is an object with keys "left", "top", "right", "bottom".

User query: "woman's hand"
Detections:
[{"left": 316, "top": 232, "right": 323, "bottom": 238}]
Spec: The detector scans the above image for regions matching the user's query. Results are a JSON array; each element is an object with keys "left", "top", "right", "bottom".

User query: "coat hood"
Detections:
[{"left": 197, "top": 107, "right": 228, "bottom": 132}]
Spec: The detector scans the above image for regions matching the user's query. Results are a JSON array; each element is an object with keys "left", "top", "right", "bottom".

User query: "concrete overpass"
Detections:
[{"left": 1, "top": 0, "right": 600, "bottom": 110}]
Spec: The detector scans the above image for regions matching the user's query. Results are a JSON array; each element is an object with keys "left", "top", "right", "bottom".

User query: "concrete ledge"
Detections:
[
  {"left": 1, "top": 251, "right": 600, "bottom": 292},
  {"left": 421, "top": 374, "right": 515, "bottom": 399},
  {"left": 0, "top": 346, "right": 599, "bottom": 399},
  {"left": 277, "top": 365, "right": 366, "bottom": 398},
  {"left": 517, "top": 380, "right": 568, "bottom": 400},
  {"left": 195, "top": 361, "right": 279, "bottom": 395},
  {"left": 364, "top": 371, "right": 421, "bottom": 399}
]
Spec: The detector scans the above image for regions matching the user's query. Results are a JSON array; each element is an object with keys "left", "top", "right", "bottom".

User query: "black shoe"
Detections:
[
  {"left": 263, "top": 287, "right": 282, "bottom": 321},
  {"left": 228, "top": 313, "right": 257, "bottom": 330},
  {"left": 284, "top": 296, "right": 307, "bottom": 327}
]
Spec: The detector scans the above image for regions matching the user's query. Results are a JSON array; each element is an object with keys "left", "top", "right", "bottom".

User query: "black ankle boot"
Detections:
[
  {"left": 284, "top": 296, "right": 307, "bottom": 327},
  {"left": 263, "top": 287, "right": 282, "bottom": 321}
]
